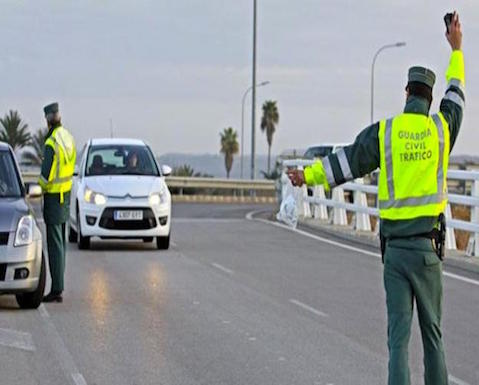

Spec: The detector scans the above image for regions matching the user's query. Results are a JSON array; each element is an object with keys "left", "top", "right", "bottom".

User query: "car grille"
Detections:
[
  {"left": 0, "top": 232, "right": 8, "bottom": 246},
  {"left": 0, "top": 264, "right": 6, "bottom": 281},
  {"left": 99, "top": 207, "right": 157, "bottom": 230}
]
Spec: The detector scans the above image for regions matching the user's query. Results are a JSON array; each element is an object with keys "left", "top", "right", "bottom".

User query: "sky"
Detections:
[{"left": 0, "top": 0, "right": 478, "bottom": 157}]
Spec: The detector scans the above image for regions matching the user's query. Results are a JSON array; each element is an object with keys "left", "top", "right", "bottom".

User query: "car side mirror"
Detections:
[
  {"left": 73, "top": 164, "right": 79, "bottom": 177},
  {"left": 27, "top": 184, "right": 42, "bottom": 198},
  {"left": 161, "top": 165, "right": 172, "bottom": 177}
]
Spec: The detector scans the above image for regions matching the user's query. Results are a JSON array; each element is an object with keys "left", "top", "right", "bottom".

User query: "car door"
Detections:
[{"left": 70, "top": 143, "right": 87, "bottom": 226}]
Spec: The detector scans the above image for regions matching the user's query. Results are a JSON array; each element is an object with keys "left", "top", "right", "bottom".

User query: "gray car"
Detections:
[{"left": 0, "top": 142, "right": 45, "bottom": 309}]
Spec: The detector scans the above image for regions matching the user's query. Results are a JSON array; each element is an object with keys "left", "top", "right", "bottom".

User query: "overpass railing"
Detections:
[{"left": 282, "top": 160, "right": 479, "bottom": 257}]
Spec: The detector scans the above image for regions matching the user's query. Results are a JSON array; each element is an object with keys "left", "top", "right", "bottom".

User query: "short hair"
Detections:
[{"left": 406, "top": 81, "right": 433, "bottom": 104}]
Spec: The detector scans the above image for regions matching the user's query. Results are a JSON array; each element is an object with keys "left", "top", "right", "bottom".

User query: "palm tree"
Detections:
[
  {"left": 260, "top": 100, "right": 279, "bottom": 173},
  {"left": 0, "top": 110, "right": 31, "bottom": 151},
  {"left": 220, "top": 127, "right": 239, "bottom": 179},
  {"left": 23, "top": 127, "right": 49, "bottom": 165}
]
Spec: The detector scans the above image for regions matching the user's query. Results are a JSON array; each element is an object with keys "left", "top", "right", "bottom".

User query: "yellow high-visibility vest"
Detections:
[
  {"left": 39, "top": 126, "right": 76, "bottom": 202},
  {"left": 378, "top": 113, "right": 450, "bottom": 220}
]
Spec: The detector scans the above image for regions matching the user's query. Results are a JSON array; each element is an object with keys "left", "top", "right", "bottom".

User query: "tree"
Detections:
[
  {"left": 0, "top": 110, "right": 31, "bottom": 151},
  {"left": 220, "top": 127, "right": 239, "bottom": 179},
  {"left": 260, "top": 100, "right": 279, "bottom": 174},
  {"left": 23, "top": 127, "right": 49, "bottom": 165}
]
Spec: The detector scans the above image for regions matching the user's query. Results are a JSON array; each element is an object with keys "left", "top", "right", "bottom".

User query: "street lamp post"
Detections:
[
  {"left": 241, "top": 81, "right": 270, "bottom": 179},
  {"left": 250, "top": 0, "right": 259, "bottom": 180},
  {"left": 370, "top": 42, "right": 406, "bottom": 124}
]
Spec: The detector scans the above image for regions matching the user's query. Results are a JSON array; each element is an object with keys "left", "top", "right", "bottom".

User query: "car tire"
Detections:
[
  {"left": 16, "top": 252, "right": 46, "bottom": 309},
  {"left": 143, "top": 237, "right": 154, "bottom": 243},
  {"left": 77, "top": 208, "right": 90, "bottom": 250},
  {"left": 68, "top": 224, "right": 77, "bottom": 243},
  {"left": 156, "top": 234, "right": 170, "bottom": 250}
]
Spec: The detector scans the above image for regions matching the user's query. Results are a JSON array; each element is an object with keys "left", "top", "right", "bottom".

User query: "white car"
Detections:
[{"left": 68, "top": 138, "right": 172, "bottom": 250}]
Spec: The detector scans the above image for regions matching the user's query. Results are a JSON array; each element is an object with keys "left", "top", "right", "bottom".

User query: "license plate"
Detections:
[{"left": 114, "top": 210, "right": 143, "bottom": 221}]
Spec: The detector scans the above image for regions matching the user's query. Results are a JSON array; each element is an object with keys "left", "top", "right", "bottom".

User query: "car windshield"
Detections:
[
  {"left": 0, "top": 150, "right": 22, "bottom": 198},
  {"left": 85, "top": 144, "right": 159, "bottom": 176},
  {"left": 304, "top": 146, "right": 333, "bottom": 159}
]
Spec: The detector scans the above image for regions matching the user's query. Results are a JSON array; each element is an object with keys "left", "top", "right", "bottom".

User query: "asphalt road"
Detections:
[{"left": 0, "top": 202, "right": 478, "bottom": 385}]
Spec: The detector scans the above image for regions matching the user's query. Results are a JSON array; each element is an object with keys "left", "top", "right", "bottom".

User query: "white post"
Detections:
[
  {"left": 445, "top": 203, "right": 457, "bottom": 250},
  {"left": 472, "top": 180, "right": 479, "bottom": 257},
  {"left": 332, "top": 187, "right": 348, "bottom": 226},
  {"left": 302, "top": 184, "right": 312, "bottom": 218},
  {"left": 295, "top": 166, "right": 305, "bottom": 217},
  {"left": 353, "top": 179, "right": 372, "bottom": 231},
  {"left": 313, "top": 185, "right": 328, "bottom": 220}
]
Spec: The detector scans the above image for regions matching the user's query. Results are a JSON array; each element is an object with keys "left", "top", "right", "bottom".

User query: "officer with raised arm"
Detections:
[{"left": 288, "top": 12, "right": 464, "bottom": 385}]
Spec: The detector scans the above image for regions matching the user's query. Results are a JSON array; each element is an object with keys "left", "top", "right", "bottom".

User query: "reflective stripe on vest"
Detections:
[{"left": 378, "top": 113, "right": 450, "bottom": 220}]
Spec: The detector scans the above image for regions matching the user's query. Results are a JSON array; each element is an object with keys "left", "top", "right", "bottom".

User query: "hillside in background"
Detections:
[{"left": 157, "top": 153, "right": 274, "bottom": 179}]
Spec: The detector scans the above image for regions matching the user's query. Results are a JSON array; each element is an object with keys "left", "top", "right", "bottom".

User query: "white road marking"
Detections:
[
  {"left": 72, "top": 373, "right": 88, "bottom": 385},
  {"left": 175, "top": 218, "right": 245, "bottom": 223},
  {"left": 449, "top": 374, "right": 471, "bottom": 385},
  {"left": 289, "top": 299, "right": 329, "bottom": 318},
  {"left": 211, "top": 263, "right": 234, "bottom": 275},
  {"left": 443, "top": 271, "right": 479, "bottom": 287},
  {"left": 39, "top": 304, "right": 88, "bottom": 385},
  {"left": 0, "top": 327, "right": 35, "bottom": 351},
  {"left": 248, "top": 213, "right": 479, "bottom": 288}
]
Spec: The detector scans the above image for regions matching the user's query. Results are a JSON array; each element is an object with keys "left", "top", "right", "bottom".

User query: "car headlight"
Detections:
[
  {"left": 149, "top": 191, "right": 168, "bottom": 206},
  {"left": 84, "top": 187, "right": 107, "bottom": 205},
  {"left": 14, "top": 215, "right": 34, "bottom": 247}
]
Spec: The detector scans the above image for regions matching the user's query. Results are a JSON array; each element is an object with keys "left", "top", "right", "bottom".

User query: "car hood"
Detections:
[
  {"left": 84, "top": 176, "right": 166, "bottom": 198},
  {"left": 0, "top": 198, "right": 29, "bottom": 232}
]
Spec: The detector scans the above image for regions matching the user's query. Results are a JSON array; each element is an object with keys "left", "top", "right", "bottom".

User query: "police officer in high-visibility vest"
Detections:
[
  {"left": 39, "top": 102, "right": 76, "bottom": 303},
  {"left": 288, "top": 13, "right": 463, "bottom": 385}
]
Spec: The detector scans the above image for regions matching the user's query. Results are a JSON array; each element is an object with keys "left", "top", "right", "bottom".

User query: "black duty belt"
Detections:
[{"left": 380, "top": 213, "right": 446, "bottom": 261}]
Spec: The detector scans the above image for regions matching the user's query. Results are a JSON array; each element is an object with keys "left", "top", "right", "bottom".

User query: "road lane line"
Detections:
[
  {"left": 0, "top": 328, "right": 35, "bottom": 352},
  {"left": 211, "top": 263, "right": 234, "bottom": 275},
  {"left": 442, "top": 271, "right": 479, "bottom": 287},
  {"left": 38, "top": 304, "right": 88, "bottom": 385},
  {"left": 449, "top": 374, "right": 471, "bottom": 385},
  {"left": 248, "top": 214, "right": 479, "bottom": 288},
  {"left": 175, "top": 218, "right": 245, "bottom": 223},
  {"left": 289, "top": 299, "right": 329, "bottom": 318},
  {"left": 72, "top": 372, "right": 88, "bottom": 385}
]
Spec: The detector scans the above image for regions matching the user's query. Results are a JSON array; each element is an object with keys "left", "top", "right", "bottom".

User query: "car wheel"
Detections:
[
  {"left": 68, "top": 224, "right": 77, "bottom": 243},
  {"left": 77, "top": 208, "right": 90, "bottom": 250},
  {"left": 156, "top": 234, "right": 170, "bottom": 250},
  {"left": 16, "top": 252, "right": 46, "bottom": 309},
  {"left": 143, "top": 237, "right": 154, "bottom": 243}
]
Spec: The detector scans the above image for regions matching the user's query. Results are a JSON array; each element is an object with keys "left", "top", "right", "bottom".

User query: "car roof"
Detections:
[
  {"left": 0, "top": 141, "right": 10, "bottom": 151},
  {"left": 90, "top": 138, "right": 146, "bottom": 146}
]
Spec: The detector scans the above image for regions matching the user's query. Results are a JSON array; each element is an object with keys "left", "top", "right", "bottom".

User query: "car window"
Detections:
[
  {"left": 0, "top": 151, "right": 22, "bottom": 197},
  {"left": 85, "top": 144, "right": 159, "bottom": 176},
  {"left": 304, "top": 146, "right": 333, "bottom": 159}
]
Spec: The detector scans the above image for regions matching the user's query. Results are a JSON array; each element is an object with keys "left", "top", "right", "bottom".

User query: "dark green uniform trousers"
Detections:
[
  {"left": 384, "top": 237, "right": 448, "bottom": 385},
  {"left": 46, "top": 223, "right": 66, "bottom": 293}
]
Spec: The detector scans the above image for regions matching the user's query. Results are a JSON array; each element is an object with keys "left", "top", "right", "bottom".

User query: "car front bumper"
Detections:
[
  {"left": 79, "top": 199, "right": 171, "bottom": 239},
  {"left": 0, "top": 238, "right": 42, "bottom": 293}
]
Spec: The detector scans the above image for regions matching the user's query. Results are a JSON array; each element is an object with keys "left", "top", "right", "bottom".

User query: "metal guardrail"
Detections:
[
  {"left": 21, "top": 172, "right": 277, "bottom": 199},
  {"left": 281, "top": 160, "right": 479, "bottom": 257},
  {"left": 165, "top": 176, "right": 275, "bottom": 192}
]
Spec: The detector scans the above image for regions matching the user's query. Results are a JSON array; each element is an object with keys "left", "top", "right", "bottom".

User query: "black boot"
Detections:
[{"left": 43, "top": 291, "right": 63, "bottom": 303}]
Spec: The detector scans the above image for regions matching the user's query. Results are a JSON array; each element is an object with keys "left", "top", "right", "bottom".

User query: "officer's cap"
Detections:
[
  {"left": 407, "top": 66, "right": 436, "bottom": 89},
  {"left": 43, "top": 102, "right": 59, "bottom": 115}
]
